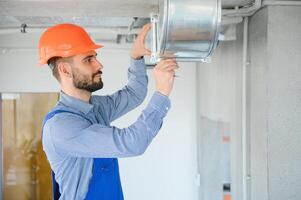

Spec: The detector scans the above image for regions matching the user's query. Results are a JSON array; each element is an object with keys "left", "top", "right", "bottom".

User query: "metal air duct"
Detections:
[{"left": 150, "top": 0, "right": 221, "bottom": 63}]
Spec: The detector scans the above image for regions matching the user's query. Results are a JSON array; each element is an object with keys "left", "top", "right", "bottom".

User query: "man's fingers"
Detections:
[
  {"left": 141, "top": 31, "right": 151, "bottom": 44},
  {"left": 160, "top": 59, "right": 177, "bottom": 65},
  {"left": 142, "top": 23, "right": 152, "bottom": 31},
  {"left": 143, "top": 23, "right": 152, "bottom": 30},
  {"left": 140, "top": 23, "right": 152, "bottom": 43},
  {"left": 158, "top": 59, "right": 176, "bottom": 64},
  {"left": 133, "top": 23, "right": 151, "bottom": 50},
  {"left": 131, "top": 23, "right": 152, "bottom": 58},
  {"left": 137, "top": 23, "right": 151, "bottom": 37},
  {"left": 155, "top": 64, "right": 178, "bottom": 75},
  {"left": 144, "top": 48, "right": 152, "bottom": 56},
  {"left": 165, "top": 65, "right": 179, "bottom": 72},
  {"left": 168, "top": 70, "right": 176, "bottom": 80},
  {"left": 138, "top": 23, "right": 150, "bottom": 34},
  {"left": 159, "top": 61, "right": 179, "bottom": 70}
]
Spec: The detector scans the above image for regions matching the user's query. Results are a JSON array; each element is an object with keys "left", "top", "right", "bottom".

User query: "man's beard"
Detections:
[{"left": 72, "top": 68, "right": 103, "bottom": 93}]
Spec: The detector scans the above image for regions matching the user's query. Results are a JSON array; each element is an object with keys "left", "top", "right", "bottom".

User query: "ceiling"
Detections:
[
  {"left": 0, "top": 0, "right": 253, "bottom": 28},
  {"left": 0, "top": 0, "right": 254, "bottom": 48}
]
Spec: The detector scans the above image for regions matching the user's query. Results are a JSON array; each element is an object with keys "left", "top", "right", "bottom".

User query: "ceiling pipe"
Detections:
[
  {"left": 223, "top": 0, "right": 262, "bottom": 17},
  {"left": 0, "top": 25, "right": 140, "bottom": 35},
  {"left": 262, "top": 0, "right": 301, "bottom": 6},
  {"left": 223, "top": 0, "right": 301, "bottom": 17},
  {"left": 221, "top": 16, "right": 243, "bottom": 25},
  {"left": 242, "top": 16, "right": 250, "bottom": 200}
]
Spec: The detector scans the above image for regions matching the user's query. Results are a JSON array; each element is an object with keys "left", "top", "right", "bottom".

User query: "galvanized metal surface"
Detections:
[{"left": 151, "top": 0, "right": 221, "bottom": 62}]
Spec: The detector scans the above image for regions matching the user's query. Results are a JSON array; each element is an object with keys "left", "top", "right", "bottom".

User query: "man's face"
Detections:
[{"left": 69, "top": 50, "right": 104, "bottom": 93}]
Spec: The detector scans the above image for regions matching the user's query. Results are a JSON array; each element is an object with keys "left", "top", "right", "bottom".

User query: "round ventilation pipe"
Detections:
[{"left": 150, "top": 0, "right": 221, "bottom": 63}]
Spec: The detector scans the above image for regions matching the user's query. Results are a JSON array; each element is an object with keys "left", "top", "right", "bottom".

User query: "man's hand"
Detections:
[
  {"left": 153, "top": 59, "right": 179, "bottom": 97},
  {"left": 130, "top": 23, "right": 152, "bottom": 60}
]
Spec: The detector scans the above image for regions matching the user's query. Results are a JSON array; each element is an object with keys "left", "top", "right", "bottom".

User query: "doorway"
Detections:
[{"left": 1, "top": 93, "right": 58, "bottom": 200}]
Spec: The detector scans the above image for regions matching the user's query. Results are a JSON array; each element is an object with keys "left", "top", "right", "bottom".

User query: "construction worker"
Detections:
[{"left": 39, "top": 23, "right": 179, "bottom": 200}]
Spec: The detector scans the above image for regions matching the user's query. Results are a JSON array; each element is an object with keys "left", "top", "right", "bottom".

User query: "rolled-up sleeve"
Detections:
[
  {"left": 95, "top": 58, "right": 148, "bottom": 122},
  {"left": 47, "top": 92, "right": 171, "bottom": 158}
]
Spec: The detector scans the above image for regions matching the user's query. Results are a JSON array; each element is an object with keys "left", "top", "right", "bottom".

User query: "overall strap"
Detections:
[
  {"left": 43, "top": 109, "right": 123, "bottom": 200},
  {"left": 42, "top": 109, "right": 93, "bottom": 128},
  {"left": 42, "top": 109, "right": 93, "bottom": 200}
]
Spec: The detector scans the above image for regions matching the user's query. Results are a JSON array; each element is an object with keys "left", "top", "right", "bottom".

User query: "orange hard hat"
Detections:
[{"left": 38, "top": 23, "right": 103, "bottom": 66}]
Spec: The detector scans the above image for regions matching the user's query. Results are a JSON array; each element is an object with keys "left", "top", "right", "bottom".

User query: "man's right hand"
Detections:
[{"left": 153, "top": 59, "right": 179, "bottom": 97}]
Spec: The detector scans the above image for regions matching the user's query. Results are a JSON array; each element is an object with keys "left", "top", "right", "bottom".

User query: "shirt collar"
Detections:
[{"left": 59, "top": 90, "right": 94, "bottom": 114}]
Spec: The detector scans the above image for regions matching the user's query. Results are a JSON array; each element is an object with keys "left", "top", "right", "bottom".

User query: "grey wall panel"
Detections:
[
  {"left": 249, "top": 5, "right": 301, "bottom": 200},
  {"left": 267, "top": 6, "right": 301, "bottom": 200}
]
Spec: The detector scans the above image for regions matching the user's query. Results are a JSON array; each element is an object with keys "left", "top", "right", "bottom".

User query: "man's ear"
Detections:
[{"left": 57, "top": 61, "right": 72, "bottom": 79}]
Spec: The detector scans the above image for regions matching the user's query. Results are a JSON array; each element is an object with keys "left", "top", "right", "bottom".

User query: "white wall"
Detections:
[
  {"left": 107, "top": 54, "right": 198, "bottom": 200},
  {"left": 0, "top": 33, "right": 199, "bottom": 200},
  {"left": 196, "top": 23, "right": 244, "bottom": 200}
]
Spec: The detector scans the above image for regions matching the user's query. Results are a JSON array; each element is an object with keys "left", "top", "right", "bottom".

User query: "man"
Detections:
[{"left": 39, "top": 23, "right": 178, "bottom": 200}]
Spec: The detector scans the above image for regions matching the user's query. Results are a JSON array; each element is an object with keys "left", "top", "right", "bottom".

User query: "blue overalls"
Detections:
[{"left": 42, "top": 109, "right": 124, "bottom": 200}]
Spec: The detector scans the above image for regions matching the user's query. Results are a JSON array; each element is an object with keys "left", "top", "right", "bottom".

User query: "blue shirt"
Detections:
[{"left": 42, "top": 58, "right": 171, "bottom": 200}]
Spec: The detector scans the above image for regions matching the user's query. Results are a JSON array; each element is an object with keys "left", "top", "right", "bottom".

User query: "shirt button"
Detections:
[{"left": 165, "top": 107, "right": 169, "bottom": 110}]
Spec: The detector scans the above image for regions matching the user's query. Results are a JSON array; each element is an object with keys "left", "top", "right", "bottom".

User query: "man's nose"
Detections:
[{"left": 95, "top": 59, "right": 103, "bottom": 70}]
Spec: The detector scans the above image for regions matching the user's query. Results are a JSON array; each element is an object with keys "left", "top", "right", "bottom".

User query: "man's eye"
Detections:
[{"left": 84, "top": 56, "right": 97, "bottom": 63}]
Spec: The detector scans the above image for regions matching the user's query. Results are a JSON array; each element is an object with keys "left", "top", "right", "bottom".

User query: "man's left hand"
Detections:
[{"left": 130, "top": 23, "right": 152, "bottom": 60}]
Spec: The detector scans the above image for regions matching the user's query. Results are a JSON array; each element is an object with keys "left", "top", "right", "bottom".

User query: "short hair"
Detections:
[{"left": 47, "top": 56, "right": 62, "bottom": 82}]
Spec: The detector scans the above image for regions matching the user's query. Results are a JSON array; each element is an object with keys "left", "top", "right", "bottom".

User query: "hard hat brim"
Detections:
[{"left": 38, "top": 44, "right": 104, "bottom": 66}]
